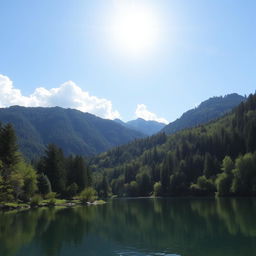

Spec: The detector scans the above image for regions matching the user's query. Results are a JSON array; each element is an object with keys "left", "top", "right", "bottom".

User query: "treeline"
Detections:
[
  {"left": 36, "top": 144, "right": 92, "bottom": 198},
  {"left": 0, "top": 123, "right": 38, "bottom": 202},
  {"left": 1, "top": 93, "right": 256, "bottom": 202},
  {"left": 0, "top": 123, "right": 99, "bottom": 204},
  {"left": 90, "top": 93, "right": 256, "bottom": 197}
]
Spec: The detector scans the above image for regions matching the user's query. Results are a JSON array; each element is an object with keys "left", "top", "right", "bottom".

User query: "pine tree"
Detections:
[
  {"left": 0, "top": 123, "right": 19, "bottom": 174},
  {"left": 43, "top": 144, "right": 66, "bottom": 195},
  {"left": 37, "top": 173, "right": 52, "bottom": 195}
]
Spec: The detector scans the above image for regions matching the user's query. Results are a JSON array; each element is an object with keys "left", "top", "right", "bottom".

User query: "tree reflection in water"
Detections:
[{"left": 0, "top": 198, "right": 256, "bottom": 256}]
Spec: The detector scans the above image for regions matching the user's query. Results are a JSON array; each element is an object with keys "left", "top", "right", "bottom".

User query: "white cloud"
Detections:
[
  {"left": 135, "top": 104, "right": 168, "bottom": 124},
  {"left": 0, "top": 74, "right": 120, "bottom": 119}
]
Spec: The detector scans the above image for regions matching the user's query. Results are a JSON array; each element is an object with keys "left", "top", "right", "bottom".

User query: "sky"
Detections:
[{"left": 0, "top": 0, "right": 255, "bottom": 124}]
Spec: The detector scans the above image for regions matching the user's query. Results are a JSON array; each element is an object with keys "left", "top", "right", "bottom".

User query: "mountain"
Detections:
[
  {"left": 126, "top": 118, "right": 166, "bottom": 135},
  {"left": 91, "top": 93, "right": 256, "bottom": 197},
  {"left": 162, "top": 93, "right": 245, "bottom": 134},
  {"left": 0, "top": 106, "right": 145, "bottom": 159},
  {"left": 114, "top": 118, "right": 166, "bottom": 136},
  {"left": 114, "top": 119, "right": 127, "bottom": 126}
]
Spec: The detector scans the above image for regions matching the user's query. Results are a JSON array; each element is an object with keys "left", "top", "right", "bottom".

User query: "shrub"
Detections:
[
  {"left": 30, "top": 194, "right": 42, "bottom": 207},
  {"left": 153, "top": 182, "right": 162, "bottom": 196},
  {"left": 80, "top": 187, "right": 97, "bottom": 204}
]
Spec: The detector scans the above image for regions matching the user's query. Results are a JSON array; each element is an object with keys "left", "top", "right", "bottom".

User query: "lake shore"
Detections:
[{"left": 0, "top": 199, "right": 106, "bottom": 211}]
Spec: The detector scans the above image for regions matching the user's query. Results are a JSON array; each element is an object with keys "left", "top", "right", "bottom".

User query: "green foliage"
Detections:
[
  {"left": 153, "top": 182, "right": 162, "bottom": 196},
  {"left": 30, "top": 194, "right": 42, "bottom": 207},
  {"left": 66, "top": 156, "right": 92, "bottom": 192},
  {"left": 37, "top": 173, "right": 52, "bottom": 196},
  {"left": 190, "top": 176, "right": 216, "bottom": 196},
  {"left": 136, "top": 169, "right": 152, "bottom": 196},
  {"left": 45, "top": 192, "right": 57, "bottom": 206},
  {"left": 0, "top": 123, "right": 20, "bottom": 168},
  {"left": 231, "top": 153, "right": 256, "bottom": 196},
  {"left": 66, "top": 183, "right": 79, "bottom": 199},
  {"left": 0, "top": 176, "right": 14, "bottom": 202},
  {"left": 0, "top": 106, "right": 144, "bottom": 159},
  {"left": 42, "top": 144, "right": 66, "bottom": 194},
  {"left": 90, "top": 93, "right": 256, "bottom": 198},
  {"left": 125, "top": 181, "right": 139, "bottom": 197},
  {"left": 80, "top": 187, "right": 97, "bottom": 203},
  {"left": 222, "top": 156, "right": 234, "bottom": 174},
  {"left": 0, "top": 123, "right": 38, "bottom": 202},
  {"left": 162, "top": 93, "right": 245, "bottom": 134},
  {"left": 215, "top": 156, "right": 234, "bottom": 196}
]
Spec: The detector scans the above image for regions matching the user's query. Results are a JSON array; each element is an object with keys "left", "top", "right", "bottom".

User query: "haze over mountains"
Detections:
[
  {"left": 114, "top": 118, "right": 166, "bottom": 135},
  {"left": 0, "top": 93, "right": 245, "bottom": 159}
]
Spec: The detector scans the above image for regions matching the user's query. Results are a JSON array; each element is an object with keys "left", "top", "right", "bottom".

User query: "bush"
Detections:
[
  {"left": 48, "top": 198, "right": 56, "bottom": 206},
  {"left": 66, "top": 183, "right": 79, "bottom": 199},
  {"left": 45, "top": 192, "right": 57, "bottom": 199},
  {"left": 153, "top": 182, "right": 162, "bottom": 196},
  {"left": 45, "top": 192, "right": 57, "bottom": 206},
  {"left": 190, "top": 176, "right": 216, "bottom": 196},
  {"left": 80, "top": 187, "right": 97, "bottom": 204},
  {"left": 30, "top": 194, "right": 42, "bottom": 207}
]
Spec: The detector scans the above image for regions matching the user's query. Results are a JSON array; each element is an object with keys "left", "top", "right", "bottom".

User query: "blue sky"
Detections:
[{"left": 0, "top": 0, "right": 255, "bottom": 123}]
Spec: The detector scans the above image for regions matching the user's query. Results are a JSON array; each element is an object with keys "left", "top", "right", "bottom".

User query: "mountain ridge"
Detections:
[
  {"left": 162, "top": 93, "right": 245, "bottom": 134},
  {"left": 114, "top": 118, "right": 166, "bottom": 135},
  {"left": 0, "top": 106, "right": 145, "bottom": 159}
]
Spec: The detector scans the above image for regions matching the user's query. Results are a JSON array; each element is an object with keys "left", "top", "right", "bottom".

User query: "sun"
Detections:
[{"left": 108, "top": 2, "right": 161, "bottom": 57}]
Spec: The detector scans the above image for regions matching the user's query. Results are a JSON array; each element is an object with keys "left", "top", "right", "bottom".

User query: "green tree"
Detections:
[
  {"left": 160, "top": 159, "right": 170, "bottom": 194},
  {"left": 126, "top": 181, "right": 139, "bottom": 197},
  {"left": 80, "top": 187, "right": 97, "bottom": 203},
  {"left": 37, "top": 173, "right": 52, "bottom": 196},
  {"left": 0, "top": 123, "right": 19, "bottom": 169},
  {"left": 43, "top": 144, "right": 66, "bottom": 195},
  {"left": 66, "top": 182, "right": 79, "bottom": 199},
  {"left": 153, "top": 182, "right": 162, "bottom": 196},
  {"left": 136, "top": 169, "right": 151, "bottom": 196},
  {"left": 231, "top": 153, "right": 256, "bottom": 195},
  {"left": 67, "top": 156, "right": 92, "bottom": 191}
]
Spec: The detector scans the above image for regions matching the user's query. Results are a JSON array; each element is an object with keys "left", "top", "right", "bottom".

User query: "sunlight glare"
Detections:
[{"left": 108, "top": 2, "right": 161, "bottom": 58}]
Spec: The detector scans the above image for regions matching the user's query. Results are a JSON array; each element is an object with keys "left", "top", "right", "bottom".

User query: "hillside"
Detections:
[
  {"left": 91, "top": 93, "right": 256, "bottom": 197},
  {"left": 162, "top": 93, "right": 245, "bottom": 134},
  {"left": 0, "top": 106, "right": 145, "bottom": 159}
]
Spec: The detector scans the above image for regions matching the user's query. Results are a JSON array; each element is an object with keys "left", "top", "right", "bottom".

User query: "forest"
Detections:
[
  {"left": 0, "top": 123, "right": 103, "bottom": 206},
  {"left": 91, "top": 93, "right": 256, "bottom": 197},
  {"left": 0, "top": 93, "right": 256, "bottom": 205}
]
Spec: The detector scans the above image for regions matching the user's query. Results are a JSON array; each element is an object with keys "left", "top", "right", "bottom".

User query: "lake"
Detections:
[{"left": 0, "top": 198, "right": 256, "bottom": 256}]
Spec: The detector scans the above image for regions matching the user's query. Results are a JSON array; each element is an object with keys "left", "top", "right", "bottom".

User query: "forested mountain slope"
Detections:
[
  {"left": 162, "top": 93, "right": 245, "bottom": 134},
  {"left": 91, "top": 93, "right": 256, "bottom": 197},
  {"left": 0, "top": 106, "right": 144, "bottom": 159}
]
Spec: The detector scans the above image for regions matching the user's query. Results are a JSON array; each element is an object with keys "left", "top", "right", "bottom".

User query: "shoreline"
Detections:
[{"left": 0, "top": 199, "right": 106, "bottom": 211}]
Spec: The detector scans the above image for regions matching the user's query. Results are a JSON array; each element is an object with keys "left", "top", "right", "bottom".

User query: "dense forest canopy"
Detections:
[
  {"left": 90, "top": 93, "right": 256, "bottom": 197},
  {"left": 162, "top": 93, "right": 245, "bottom": 134},
  {"left": 0, "top": 106, "right": 145, "bottom": 159},
  {"left": 0, "top": 123, "right": 97, "bottom": 204},
  {"left": 0, "top": 93, "right": 256, "bottom": 204}
]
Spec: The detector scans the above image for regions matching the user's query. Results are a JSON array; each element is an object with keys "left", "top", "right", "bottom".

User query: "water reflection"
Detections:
[{"left": 0, "top": 198, "right": 256, "bottom": 256}]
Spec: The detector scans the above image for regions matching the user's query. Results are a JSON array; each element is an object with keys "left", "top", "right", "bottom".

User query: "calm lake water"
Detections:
[{"left": 1, "top": 198, "right": 256, "bottom": 256}]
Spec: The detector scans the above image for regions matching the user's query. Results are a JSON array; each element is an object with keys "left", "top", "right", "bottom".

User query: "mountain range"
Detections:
[
  {"left": 0, "top": 93, "right": 245, "bottom": 159},
  {"left": 91, "top": 93, "right": 256, "bottom": 197},
  {"left": 114, "top": 118, "right": 166, "bottom": 135},
  {"left": 0, "top": 106, "right": 145, "bottom": 159},
  {"left": 162, "top": 93, "right": 245, "bottom": 134}
]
